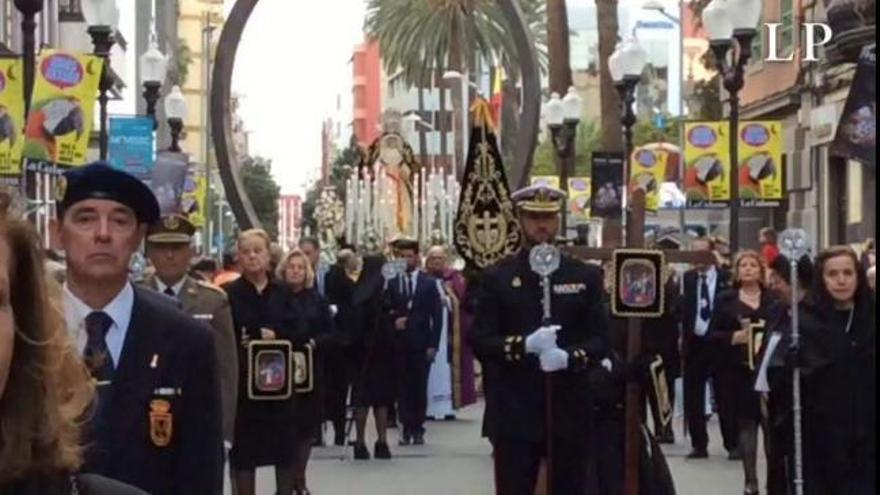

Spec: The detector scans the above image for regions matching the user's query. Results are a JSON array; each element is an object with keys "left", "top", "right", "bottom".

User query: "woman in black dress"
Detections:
[
  {"left": 224, "top": 229, "right": 305, "bottom": 495},
  {"left": 798, "top": 246, "right": 875, "bottom": 495},
  {"left": 708, "top": 250, "right": 784, "bottom": 495},
  {"left": 345, "top": 253, "right": 395, "bottom": 460},
  {"left": 279, "top": 249, "right": 339, "bottom": 494},
  {"left": 760, "top": 254, "right": 812, "bottom": 495}
]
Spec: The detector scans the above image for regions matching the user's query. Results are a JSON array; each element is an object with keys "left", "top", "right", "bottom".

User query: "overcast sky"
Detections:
[{"left": 228, "top": 0, "right": 366, "bottom": 195}]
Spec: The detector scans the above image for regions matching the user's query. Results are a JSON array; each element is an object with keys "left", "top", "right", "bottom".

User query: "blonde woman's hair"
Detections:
[
  {"left": 237, "top": 228, "right": 272, "bottom": 251},
  {"left": 732, "top": 249, "right": 766, "bottom": 287},
  {"left": 278, "top": 249, "right": 315, "bottom": 289},
  {"left": 0, "top": 218, "right": 94, "bottom": 482}
]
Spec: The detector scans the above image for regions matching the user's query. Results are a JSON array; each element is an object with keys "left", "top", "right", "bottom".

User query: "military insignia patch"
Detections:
[
  {"left": 55, "top": 175, "right": 67, "bottom": 202},
  {"left": 552, "top": 283, "right": 586, "bottom": 295},
  {"left": 164, "top": 215, "right": 180, "bottom": 230},
  {"left": 149, "top": 399, "right": 173, "bottom": 447}
]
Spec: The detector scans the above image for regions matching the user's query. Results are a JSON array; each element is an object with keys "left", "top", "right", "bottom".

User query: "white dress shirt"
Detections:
[
  {"left": 694, "top": 266, "right": 718, "bottom": 337},
  {"left": 63, "top": 282, "right": 134, "bottom": 367},
  {"left": 156, "top": 277, "right": 186, "bottom": 298}
]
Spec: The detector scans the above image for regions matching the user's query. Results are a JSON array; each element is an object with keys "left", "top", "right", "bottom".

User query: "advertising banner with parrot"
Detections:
[
  {"left": 738, "top": 121, "right": 783, "bottom": 205},
  {"left": 567, "top": 177, "right": 591, "bottom": 223},
  {"left": 0, "top": 58, "right": 25, "bottom": 177},
  {"left": 182, "top": 168, "right": 207, "bottom": 227},
  {"left": 530, "top": 175, "right": 560, "bottom": 189},
  {"left": 24, "top": 50, "right": 103, "bottom": 167},
  {"left": 684, "top": 122, "right": 731, "bottom": 208},
  {"left": 629, "top": 144, "right": 674, "bottom": 213}
]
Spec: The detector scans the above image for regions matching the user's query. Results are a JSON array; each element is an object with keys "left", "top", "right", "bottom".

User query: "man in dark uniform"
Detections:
[
  {"left": 471, "top": 184, "right": 609, "bottom": 494},
  {"left": 54, "top": 162, "right": 223, "bottom": 494},
  {"left": 142, "top": 214, "right": 238, "bottom": 448}
]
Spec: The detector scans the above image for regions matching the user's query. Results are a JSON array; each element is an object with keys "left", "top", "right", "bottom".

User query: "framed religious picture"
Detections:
[
  {"left": 247, "top": 340, "right": 292, "bottom": 401},
  {"left": 649, "top": 356, "right": 673, "bottom": 430},
  {"left": 611, "top": 249, "right": 665, "bottom": 318},
  {"left": 742, "top": 317, "right": 767, "bottom": 371},
  {"left": 293, "top": 344, "right": 315, "bottom": 394}
]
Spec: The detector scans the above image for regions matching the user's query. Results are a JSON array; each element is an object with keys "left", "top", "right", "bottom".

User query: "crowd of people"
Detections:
[{"left": 0, "top": 162, "right": 875, "bottom": 495}]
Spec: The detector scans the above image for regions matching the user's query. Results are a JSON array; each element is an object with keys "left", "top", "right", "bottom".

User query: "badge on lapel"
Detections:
[
  {"left": 149, "top": 399, "right": 173, "bottom": 447},
  {"left": 512, "top": 277, "right": 522, "bottom": 288}
]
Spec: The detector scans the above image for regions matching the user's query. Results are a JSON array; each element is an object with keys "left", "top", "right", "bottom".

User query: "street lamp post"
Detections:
[
  {"left": 139, "top": 36, "right": 168, "bottom": 129},
  {"left": 608, "top": 38, "right": 647, "bottom": 495},
  {"left": 703, "top": 0, "right": 763, "bottom": 253},
  {"left": 83, "top": 0, "right": 120, "bottom": 161},
  {"left": 609, "top": 38, "right": 648, "bottom": 240},
  {"left": 13, "top": 0, "right": 43, "bottom": 117},
  {"left": 14, "top": 0, "right": 44, "bottom": 231},
  {"left": 545, "top": 87, "right": 583, "bottom": 238},
  {"left": 165, "top": 85, "right": 188, "bottom": 152}
]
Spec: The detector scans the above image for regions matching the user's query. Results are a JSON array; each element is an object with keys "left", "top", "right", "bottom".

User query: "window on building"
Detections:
[
  {"left": 779, "top": 0, "right": 795, "bottom": 55},
  {"left": 750, "top": 14, "right": 764, "bottom": 63},
  {"left": 59, "top": 0, "right": 84, "bottom": 21}
]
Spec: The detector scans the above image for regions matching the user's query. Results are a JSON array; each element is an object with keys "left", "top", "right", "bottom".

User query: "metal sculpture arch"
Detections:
[{"left": 211, "top": 0, "right": 541, "bottom": 229}]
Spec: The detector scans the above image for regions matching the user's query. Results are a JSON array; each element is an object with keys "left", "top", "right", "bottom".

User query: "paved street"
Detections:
[{"left": 228, "top": 401, "right": 765, "bottom": 494}]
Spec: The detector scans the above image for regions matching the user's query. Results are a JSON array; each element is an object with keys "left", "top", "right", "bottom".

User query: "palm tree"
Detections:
[
  {"left": 597, "top": 0, "right": 623, "bottom": 153},
  {"left": 547, "top": 0, "right": 572, "bottom": 94},
  {"left": 365, "top": 0, "right": 546, "bottom": 177}
]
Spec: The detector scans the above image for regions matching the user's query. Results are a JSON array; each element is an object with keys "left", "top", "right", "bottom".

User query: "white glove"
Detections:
[
  {"left": 539, "top": 348, "right": 569, "bottom": 372},
  {"left": 329, "top": 304, "right": 339, "bottom": 317},
  {"left": 601, "top": 358, "right": 613, "bottom": 372},
  {"left": 525, "top": 325, "right": 561, "bottom": 355}
]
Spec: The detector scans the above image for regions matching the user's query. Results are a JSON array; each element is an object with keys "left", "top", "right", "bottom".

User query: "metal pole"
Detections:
[
  {"left": 677, "top": 0, "right": 687, "bottom": 245},
  {"left": 729, "top": 89, "right": 740, "bottom": 253},
  {"left": 202, "top": 13, "right": 215, "bottom": 255},
  {"left": 790, "top": 257, "right": 805, "bottom": 495}
]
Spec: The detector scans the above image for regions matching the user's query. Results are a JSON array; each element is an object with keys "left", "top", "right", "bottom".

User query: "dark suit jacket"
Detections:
[
  {"left": 83, "top": 286, "right": 223, "bottom": 495},
  {"left": 387, "top": 270, "right": 443, "bottom": 351},
  {"left": 679, "top": 267, "right": 732, "bottom": 356},
  {"left": 141, "top": 275, "right": 238, "bottom": 442}
]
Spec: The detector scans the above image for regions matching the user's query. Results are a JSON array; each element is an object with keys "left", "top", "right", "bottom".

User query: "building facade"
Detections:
[
  {"left": 739, "top": 0, "right": 875, "bottom": 253},
  {"left": 177, "top": 0, "right": 223, "bottom": 166},
  {"left": 277, "top": 194, "right": 303, "bottom": 250},
  {"left": 352, "top": 38, "right": 383, "bottom": 149}
]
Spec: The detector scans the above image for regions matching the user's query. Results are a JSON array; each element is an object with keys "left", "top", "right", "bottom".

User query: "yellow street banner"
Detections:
[
  {"left": 738, "top": 121, "right": 783, "bottom": 205},
  {"left": 684, "top": 122, "right": 731, "bottom": 208},
  {"left": 0, "top": 58, "right": 25, "bottom": 175},
  {"left": 629, "top": 145, "right": 670, "bottom": 212},
  {"left": 530, "top": 175, "right": 560, "bottom": 189},
  {"left": 24, "top": 50, "right": 103, "bottom": 166},
  {"left": 567, "top": 177, "right": 591, "bottom": 223},
  {"left": 182, "top": 170, "right": 207, "bottom": 227}
]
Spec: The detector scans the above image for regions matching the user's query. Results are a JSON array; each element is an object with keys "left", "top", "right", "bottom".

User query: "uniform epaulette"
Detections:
[{"left": 197, "top": 280, "right": 227, "bottom": 295}]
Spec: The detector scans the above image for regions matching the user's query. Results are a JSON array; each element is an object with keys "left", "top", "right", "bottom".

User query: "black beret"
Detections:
[{"left": 56, "top": 162, "right": 160, "bottom": 224}]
